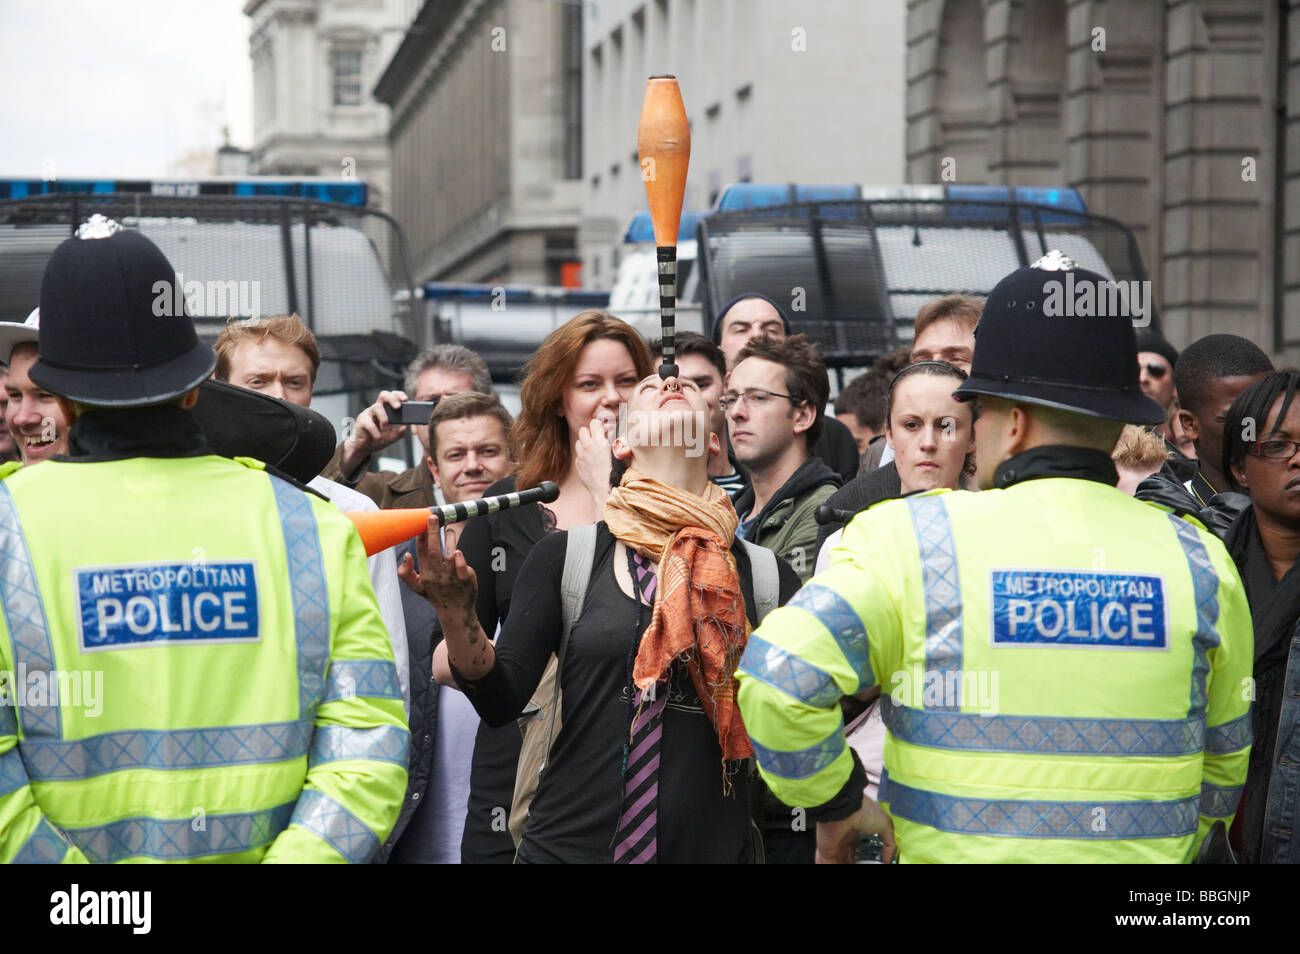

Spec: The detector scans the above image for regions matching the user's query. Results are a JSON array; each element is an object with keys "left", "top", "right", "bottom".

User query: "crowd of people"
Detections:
[{"left": 0, "top": 221, "right": 1291, "bottom": 864}]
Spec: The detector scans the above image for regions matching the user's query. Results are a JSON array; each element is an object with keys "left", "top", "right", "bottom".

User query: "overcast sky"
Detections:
[{"left": 0, "top": 0, "right": 254, "bottom": 178}]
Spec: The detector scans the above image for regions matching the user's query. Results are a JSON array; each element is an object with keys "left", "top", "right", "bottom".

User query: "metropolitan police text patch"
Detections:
[
  {"left": 990, "top": 569, "right": 1168, "bottom": 649},
  {"left": 75, "top": 562, "right": 261, "bottom": 651}
]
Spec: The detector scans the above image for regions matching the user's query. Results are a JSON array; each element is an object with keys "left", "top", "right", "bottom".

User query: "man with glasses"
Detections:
[{"left": 725, "top": 334, "right": 840, "bottom": 584}]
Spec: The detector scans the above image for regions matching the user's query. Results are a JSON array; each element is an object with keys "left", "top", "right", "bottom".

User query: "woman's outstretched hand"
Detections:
[
  {"left": 414, "top": 520, "right": 495, "bottom": 680},
  {"left": 415, "top": 521, "right": 478, "bottom": 619}
]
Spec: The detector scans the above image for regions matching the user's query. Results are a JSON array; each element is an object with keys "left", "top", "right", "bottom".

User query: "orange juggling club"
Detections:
[
  {"left": 342, "top": 481, "right": 560, "bottom": 556},
  {"left": 637, "top": 74, "right": 691, "bottom": 379}
]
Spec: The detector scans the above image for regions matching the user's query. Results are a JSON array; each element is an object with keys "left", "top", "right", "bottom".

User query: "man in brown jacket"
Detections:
[{"left": 322, "top": 344, "right": 493, "bottom": 509}]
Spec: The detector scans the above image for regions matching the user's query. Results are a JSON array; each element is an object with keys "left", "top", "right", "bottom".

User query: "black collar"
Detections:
[
  {"left": 61, "top": 405, "right": 211, "bottom": 462},
  {"left": 993, "top": 445, "right": 1119, "bottom": 490}
]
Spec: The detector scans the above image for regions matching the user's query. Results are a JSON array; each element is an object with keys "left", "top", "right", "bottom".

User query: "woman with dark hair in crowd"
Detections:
[
  {"left": 416, "top": 311, "right": 654, "bottom": 863},
  {"left": 421, "top": 369, "right": 799, "bottom": 863},
  {"left": 1221, "top": 370, "right": 1300, "bottom": 863},
  {"left": 811, "top": 361, "right": 976, "bottom": 851},
  {"left": 816, "top": 361, "right": 976, "bottom": 573}
]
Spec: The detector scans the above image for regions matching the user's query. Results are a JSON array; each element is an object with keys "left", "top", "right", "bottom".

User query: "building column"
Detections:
[
  {"left": 986, "top": 0, "right": 1066, "bottom": 185},
  {"left": 907, "top": 0, "right": 991, "bottom": 184},
  {"left": 1161, "top": 0, "right": 1274, "bottom": 347},
  {"left": 1061, "top": 0, "right": 1164, "bottom": 289}
]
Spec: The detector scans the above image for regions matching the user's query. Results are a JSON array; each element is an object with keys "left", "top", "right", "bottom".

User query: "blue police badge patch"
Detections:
[
  {"left": 990, "top": 568, "right": 1168, "bottom": 650},
  {"left": 75, "top": 561, "right": 261, "bottom": 651}
]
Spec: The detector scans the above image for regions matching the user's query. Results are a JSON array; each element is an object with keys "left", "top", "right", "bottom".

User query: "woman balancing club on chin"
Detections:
[
  {"left": 419, "top": 369, "right": 799, "bottom": 863},
  {"left": 420, "top": 311, "right": 653, "bottom": 864}
]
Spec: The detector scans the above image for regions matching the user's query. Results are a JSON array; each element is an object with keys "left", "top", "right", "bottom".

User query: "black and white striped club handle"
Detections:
[
  {"left": 432, "top": 481, "right": 560, "bottom": 526},
  {"left": 657, "top": 245, "right": 678, "bottom": 379}
]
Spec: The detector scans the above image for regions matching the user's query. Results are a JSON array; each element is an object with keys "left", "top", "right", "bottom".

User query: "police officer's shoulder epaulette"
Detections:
[
  {"left": 1135, "top": 495, "right": 1215, "bottom": 531},
  {"left": 0, "top": 460, "right": 21, "bottom": 481},
  {"left": 231, "top": 455, "right": 330, "bottom": 502},
  {"left": 900, "top": 487, "right": 953, "bottom": 501},
  {"left": 232, "top": 455, "right": 267, "bottom": 472}
]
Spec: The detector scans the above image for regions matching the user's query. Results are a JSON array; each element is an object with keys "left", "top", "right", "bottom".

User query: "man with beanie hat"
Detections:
[
  {"left": 1136, "top": 330, "right": 1182, "bottom": 447},
  {"left": 0, "top": 216, "right": 407, "bottom": 863},
  {"left": 712, "top": 292, "right": 860, "bottom": 482},
  {"left": 737, "top": 250, "right": 1252, "bottom": 864}
]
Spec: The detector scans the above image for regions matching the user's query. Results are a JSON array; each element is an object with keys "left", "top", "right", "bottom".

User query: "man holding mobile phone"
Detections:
[{"left": 323, "top": 345, "right": 494, "bottom": 510}]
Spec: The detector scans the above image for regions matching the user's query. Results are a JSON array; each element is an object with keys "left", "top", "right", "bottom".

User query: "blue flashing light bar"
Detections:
[
  {"left": 707, "top": 182, "right": 1089, "bottom": 221},
  {"left": 714, "top": 182, "right": 861, "bottom": 211},
  {"left": 944, "top": 185, "right": 1087, "bottom": 222},
  {"left": 0, "top": 178, "right": 369, "bottom": 206},
  {"left": 423, "top": 283, "right": 610, "bottom": 307}
]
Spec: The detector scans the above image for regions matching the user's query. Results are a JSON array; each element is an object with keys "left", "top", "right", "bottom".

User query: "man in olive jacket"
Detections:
[{"left": 727, "top": 335, "right": 840, "bottom": 583}]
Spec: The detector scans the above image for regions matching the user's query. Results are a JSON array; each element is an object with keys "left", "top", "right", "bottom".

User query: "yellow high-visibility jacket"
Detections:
[
  {"left": 737, "top": 479, "right": 1253, "bottom": 863},
  {"left": 0, "top": 454, "right": 407, "bottom": 863}
]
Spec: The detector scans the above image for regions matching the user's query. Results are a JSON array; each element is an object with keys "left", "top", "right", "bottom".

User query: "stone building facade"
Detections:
[
  {"left": 581, "top": 0, "right": 906, "bottom": 290},
  {"left": 374, "top": 0, "right": 584, "bottom": 285},
  {"left": 907, "top": 0, "right": 1296, "bottom": 359},
  {"left": 246, "top": 0, "right": 419, "bottom": 209}
]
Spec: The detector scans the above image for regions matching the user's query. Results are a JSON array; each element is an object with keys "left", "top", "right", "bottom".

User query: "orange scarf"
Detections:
[{"left": 604, "top": 469, "right": 753, "bottom": 761}]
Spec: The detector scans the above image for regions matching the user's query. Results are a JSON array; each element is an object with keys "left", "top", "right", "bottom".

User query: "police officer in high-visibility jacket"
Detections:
[
  {"left": 0, "top": 217, "right": 408, "bottom": 863},
  {"left": 736, "top": 251, "right": 1253, "bottom": 863}
]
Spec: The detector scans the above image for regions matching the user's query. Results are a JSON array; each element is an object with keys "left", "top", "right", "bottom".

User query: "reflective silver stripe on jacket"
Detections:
[
  {"left": 750, "top": 724, "right": 846, "bottom": 781},
  {"left": 12, "top": 817, "right": 71, "bottom": 863},
  {"left": 1166, "top": 514, "right": 1222, "bottom": 719},
  {"left": 63, "top": 801, "right": 296, "bottom": 863},
  {"left": 0, "top": 746, "right": 27, "bottom": 797},
  {"left": 269, "top": 476, "right": 331, "bottom": 715},
  {"left": 1200, "top": 780, "right": 1243, "bottom": 818},
  {"left": 1205, "top": 711, "right": 1252, "bottom": 754},
  {"left": 907, "top": 495, "right": 962, "bottom": 706},
  {"left": 881, "top": 696, "right": 1204, "bottom": 756},
  {"left": 323, "top": 659, "right": 402, "bottom": 704},
  {"left": 20, "top": 718, "right": 314, "bottom": 781},
  {"left": 880, "top": 769, "right": 1199, "bottom": 839},
  {"left": 289, "top": 788, "right": 379, "bottom": 863},
  {"left": 0, "top": 482, "right": 60, "bottom": 739},
  {"left": 309, "top": 724, "right": 409, "bottom": 768},
  {"left": 737, "top": 634, "right": 843, "bottom": 709}
]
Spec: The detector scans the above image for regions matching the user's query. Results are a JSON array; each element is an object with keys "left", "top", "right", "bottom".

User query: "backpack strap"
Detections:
[
  {"left": 738, "top": 538, "right": 780, "bottom": 622},
  {"left": 544, "top": 522, "right": 597, "bottom": 764}
]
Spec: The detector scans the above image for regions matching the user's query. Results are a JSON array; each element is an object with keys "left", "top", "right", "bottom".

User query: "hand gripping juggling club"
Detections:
[{"left": 637, "top": 74, "right": 691, "bottom": 380}]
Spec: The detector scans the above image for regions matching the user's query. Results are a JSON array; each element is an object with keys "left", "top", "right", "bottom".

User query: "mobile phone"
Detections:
[{"left": 385, "top": 400, "right": 439, "bottom": 426}]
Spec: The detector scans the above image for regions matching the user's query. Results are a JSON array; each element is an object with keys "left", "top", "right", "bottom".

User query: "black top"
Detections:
[
  {"left": 813, "top": 462, "right": 903, "bottom": 555},
  {"left": 456, "top": 523, "right": 800, "bottom": 863},
  {"left": 453, "top": 474, "right": 551, "bottom": 864},
  {"left": 813, "top": 415, "right": 862, "bottom": 483}
]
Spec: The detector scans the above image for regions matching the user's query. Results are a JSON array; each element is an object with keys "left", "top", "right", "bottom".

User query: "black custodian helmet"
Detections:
[
  {"left": 952, "top": 250, "right": 1165, "bottom": 425},
  {"left": 31, "top": 216, "right": 216, "bottom": 407}
]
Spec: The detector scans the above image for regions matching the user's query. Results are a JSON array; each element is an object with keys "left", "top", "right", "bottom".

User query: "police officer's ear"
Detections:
[
  {"left": 1176, "top": 408, "right": 1199, "bottom": 444},
  {"left": 180, "top": 387, "right": 200, "bottom": 410}
]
